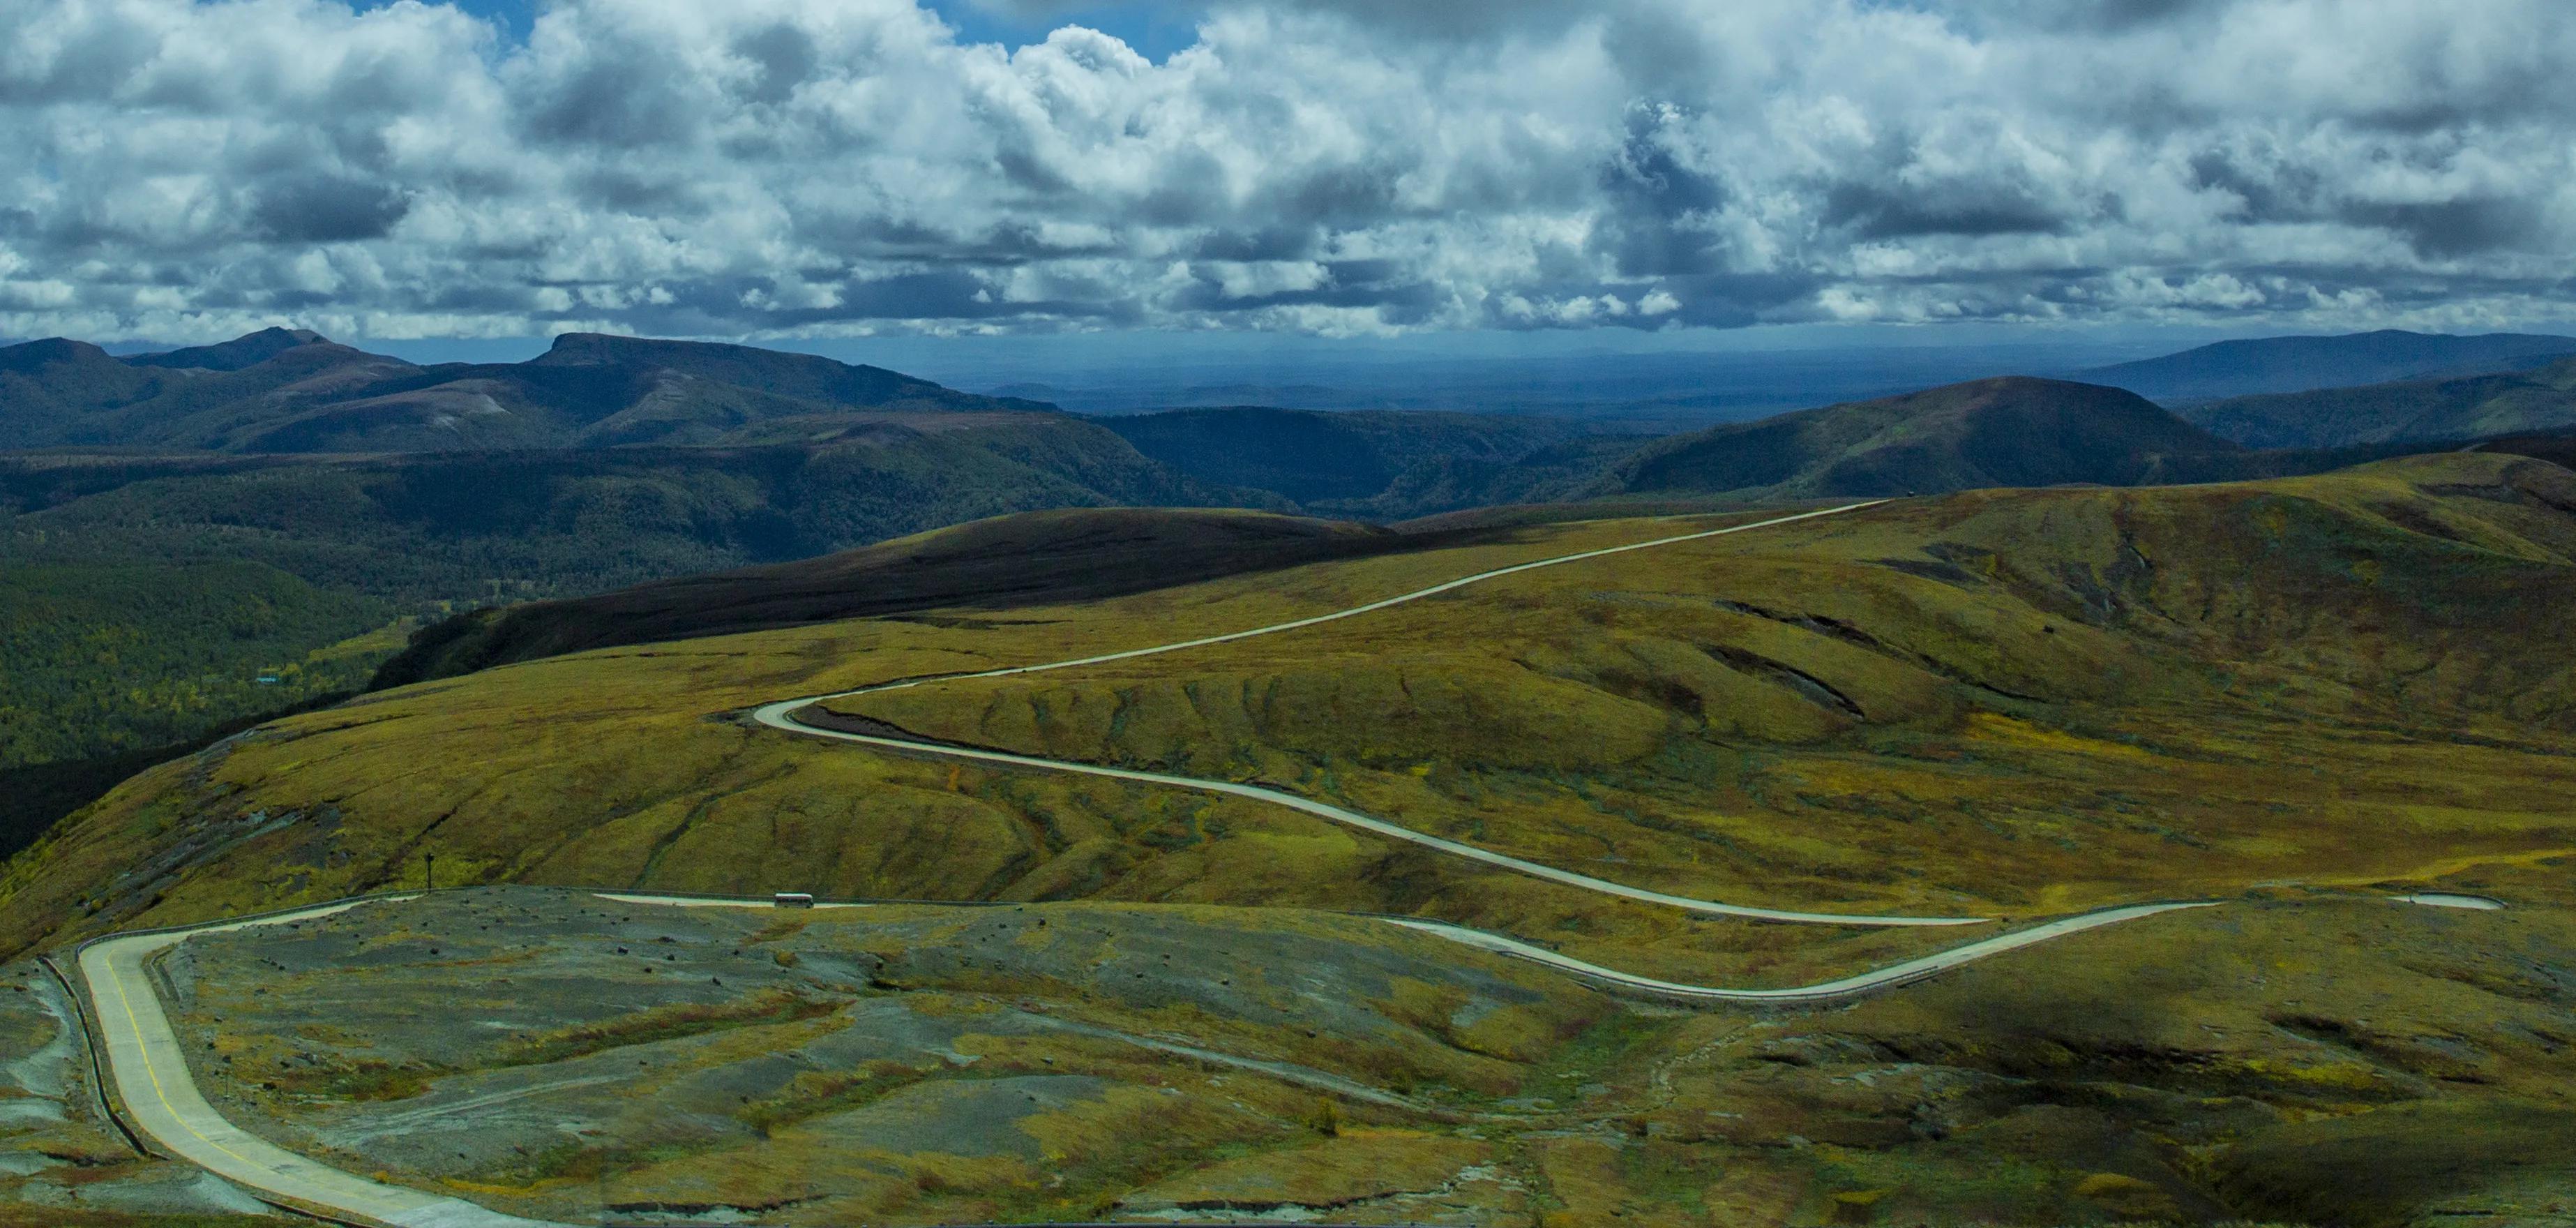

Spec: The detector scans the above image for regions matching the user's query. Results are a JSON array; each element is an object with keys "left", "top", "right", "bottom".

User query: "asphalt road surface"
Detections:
[
  {"left": 78, "top": 898, "right": 572, "bottom": 1228},
  {"left": 594, "top": 891, "right": 2217, "bottom": 1005},
  {"left": 1387, "top": 902, "right": 2223, "bottom": 1003}
]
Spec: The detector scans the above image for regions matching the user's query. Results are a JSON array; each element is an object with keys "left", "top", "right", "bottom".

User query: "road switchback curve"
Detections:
[{"left": 751, "top": 500, "right": 1998, "bottom": 928}]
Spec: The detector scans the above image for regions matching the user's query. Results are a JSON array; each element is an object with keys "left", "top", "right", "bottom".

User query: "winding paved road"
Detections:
[
  {"left": 59, "top": 888, "right": 2206, "bottom": 1227},
  {"left": 589, "top": 892, "right": 2220, "bottom": 1005},
  {"left": 1387, "top": 902, "right": 2222, "bottom": 1003},
  {"left": 753, "top": 500, "right": 2002, "bottom": 928},
  {"left": 56, "top": 500, "right": 2519, "bottom": 1227},
  {"left": 68, "top": 889, "right": 2498, "bottom": 1224},
  {"left": 77, "top": 899, "right": 570, "bottom": 1227}
]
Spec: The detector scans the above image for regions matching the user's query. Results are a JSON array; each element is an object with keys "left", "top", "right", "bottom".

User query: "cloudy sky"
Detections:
[{"left": 3, "top": 0, "right": 2570, "bottom": 345}]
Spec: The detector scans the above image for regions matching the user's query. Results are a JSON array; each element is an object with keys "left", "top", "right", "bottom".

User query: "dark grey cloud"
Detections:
[
  {"left": 2345, "top": 199, "right": 2545, "bottom": 261},
  {"left": 730, "top": 23, "right": 823, "bottom": 105},
  {"left": 1821, "top": 182, "right": 2074, "bottom": 242},
  {"left": 251, "top": 177, "right": 411, "bottom": 243},
  {"left": 0, "top": 0, "right": 2570, "bottom": 343},
  {"left": 1957, "top": 0, "right": 2229, "bottom": 32},
  {"left": 1590, "top": 105, "right": 1734, "bottom": 278}
]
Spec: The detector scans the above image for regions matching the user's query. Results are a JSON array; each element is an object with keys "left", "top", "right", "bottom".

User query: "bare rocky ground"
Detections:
[
  {"left": 150, "top": 887, "right": 1607, "bottom": 1225},
  {"left": 0, "top": 961, "right": 276, "bottom": 1225},
  {"left": 11, "top": 876, "right": 2575, "bottom": 1227}
]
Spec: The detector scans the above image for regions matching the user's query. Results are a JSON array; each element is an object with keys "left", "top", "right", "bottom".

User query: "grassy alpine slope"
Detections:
[
  {"left": 3, "top": 506, "right": 1989, "bottom": 988},
  {"left": 4, "top": 453, "right": 2574, "bottom": 1225},
  {"left": 0, "top": 339, "right": 2530, "bottom": 819},
  {"left": 830, "top": 449, "right": 2576, "bottom": 914},
  {"left": 5, "top": 453, "right": 2570, "bottom": 952}
]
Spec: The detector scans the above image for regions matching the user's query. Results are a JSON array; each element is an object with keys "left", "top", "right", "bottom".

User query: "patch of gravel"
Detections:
[
  {"left": 792, "top": 1074, "right": 1117, "bottom": 1161},
  {"left": 150, "top": 885, "right": 1595, "bottom": 1221}
]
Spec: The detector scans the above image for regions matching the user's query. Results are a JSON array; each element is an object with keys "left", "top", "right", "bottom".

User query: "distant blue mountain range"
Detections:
[{"left": 2079, "top": 329, "right": 2576, "bottom": 405}]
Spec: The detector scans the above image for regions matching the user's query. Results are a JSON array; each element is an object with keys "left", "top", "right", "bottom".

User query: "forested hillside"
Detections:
[
  {"left": 0, "top": 418, "right": 1247, "bottom": 779},
  {"left": 1099, "top": 405, "right": 1634, "bottom": 516},
  {"left": 0, "top": 561, "right": 396, "bottom": 768},
  {"left": 2182, "top": 355, "right": 2576, "bottom": 449}
]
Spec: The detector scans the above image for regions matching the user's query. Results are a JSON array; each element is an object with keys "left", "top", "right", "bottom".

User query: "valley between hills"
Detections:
[{"left": 1, "top": 329, "right": 2574, "bottom": 1227}]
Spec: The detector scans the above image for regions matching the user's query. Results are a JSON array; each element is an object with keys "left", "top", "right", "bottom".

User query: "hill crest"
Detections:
[
  {"left": 370, "top": 506, "right": 1404, "bottom": 686},
  {"left": 1602, "top": 375, "right": 2234, "bottom": 500},
  {"left": 123, "top": 327, "right": 329, "bottom": 372}
]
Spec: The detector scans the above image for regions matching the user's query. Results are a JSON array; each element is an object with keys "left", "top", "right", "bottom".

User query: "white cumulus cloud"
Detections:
[{"left": 0, "top": 0, "right": 2569, "bottom": 341}]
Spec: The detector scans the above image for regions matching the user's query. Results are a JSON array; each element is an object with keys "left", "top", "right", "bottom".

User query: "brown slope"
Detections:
[{"left": 370, "top": 506, "right": 1410, "bottom": 687}]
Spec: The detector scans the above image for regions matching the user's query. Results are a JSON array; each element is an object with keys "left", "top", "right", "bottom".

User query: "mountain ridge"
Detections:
[
  {"left": 2180, "top": 354, "right": 2576, "bottom": 450},
  {"left": 1598, "top": 375, "right": 2236, "bottom": 500},
  {"left": 1096, "top": 405, "right": 1632, "bottom": 517},
  {"left": 2078, "top": 329, "right": 2576, "bottom": 405},
  {"left": 0, "top": 328, "right": 1053, "bottom": 454},
  {"left": 123, "top": 326, "right": 329, "bottom": 371}
]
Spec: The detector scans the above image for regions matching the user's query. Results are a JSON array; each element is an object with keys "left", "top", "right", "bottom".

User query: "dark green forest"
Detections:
[
  {"left": 0, "top": 560, "right": 395, "bottom": 768},
  {"left": 0, "top": 424, "right": 1236, "bottom": 772}
]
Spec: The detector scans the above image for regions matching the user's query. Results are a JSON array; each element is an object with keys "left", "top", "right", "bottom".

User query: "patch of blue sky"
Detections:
[
  {"left": 350, "top": 0, "right": 533, "bottom": 40},
  {"left": 926, "top": 1, "right": 1204, "bottom": 60},
  {"left": 342, "top": 0, "right": 1200, "bottom": 59}
]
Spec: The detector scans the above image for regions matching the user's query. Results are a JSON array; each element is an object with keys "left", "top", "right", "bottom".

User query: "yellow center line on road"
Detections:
[
  {"left": 82, "top": 912, "right": 567, "bottom": 1228},
  {"left": 103, "top": 944, "right": 270, "bottom": 1175}
]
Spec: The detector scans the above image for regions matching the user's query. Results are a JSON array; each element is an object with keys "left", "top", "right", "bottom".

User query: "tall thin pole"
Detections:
[{"left": 425, "top": 853, "right": 435, "bottom": 892}]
